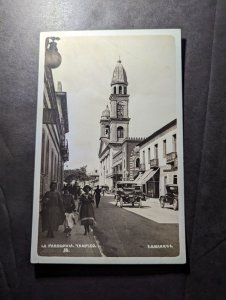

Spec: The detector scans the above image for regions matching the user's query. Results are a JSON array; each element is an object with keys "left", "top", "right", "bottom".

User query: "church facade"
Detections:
[{"left": 98, "top": 60, "right": 143, "bottom": 189}]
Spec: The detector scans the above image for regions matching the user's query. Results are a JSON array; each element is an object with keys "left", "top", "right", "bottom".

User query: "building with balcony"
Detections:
[
  {"left": 40, "top": 38, "right": 69, "bottom": 197},
  {"left": 136, "top": 119, "right": 177, "bottom": 198}
]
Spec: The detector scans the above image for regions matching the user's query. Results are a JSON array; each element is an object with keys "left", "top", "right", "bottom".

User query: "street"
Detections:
[
  {"left": 94, "top": 195, "right": 179, "bottom": 257},
  {"left": 38, "top": 195, "right": 179, "bottom": 258}
]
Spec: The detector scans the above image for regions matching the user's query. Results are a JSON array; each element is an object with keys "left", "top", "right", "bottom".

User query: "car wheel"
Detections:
[
  {"left": 120, "top": 198, "right": 123, "bottom": 208},
  {"left": 173, "top": 199, "right": 178, "bottom": 210},
  {"left": 160, "top": 197, "right": 165, "bottom": 208}
]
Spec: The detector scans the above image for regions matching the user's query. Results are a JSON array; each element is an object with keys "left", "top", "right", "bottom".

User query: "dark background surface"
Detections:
[{"left": 0, "top": 0, "right": 226, "bottom": 299}]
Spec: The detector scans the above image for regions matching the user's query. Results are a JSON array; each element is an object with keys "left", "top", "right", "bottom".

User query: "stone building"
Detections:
[
  {"left": 98, "top": 60, "right": 143, "bottom": 189},
  {"left": 112, "top": 137, "right": 144, "bottom": 184},
  {"left": 128, "top": 145, "right": 142, "bottom": 180},
  {"left": 40, "top": 38, "right": 69, "bottom": 197},
  {"left": 136, "top": 119, "right": 177, "bottom": 198}
]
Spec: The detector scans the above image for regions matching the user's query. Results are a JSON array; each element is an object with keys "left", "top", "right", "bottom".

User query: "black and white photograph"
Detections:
[{"left": 31, "top": 30, "right": 185, "bottom": 264}]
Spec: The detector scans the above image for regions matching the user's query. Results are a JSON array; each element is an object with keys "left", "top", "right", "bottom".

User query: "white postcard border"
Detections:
[{"left": 31, "top": 29, "right": 186, "bottom": 264}]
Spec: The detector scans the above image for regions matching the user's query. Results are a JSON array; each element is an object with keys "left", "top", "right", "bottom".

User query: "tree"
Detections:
[{"left": 64, "top": 166, "right": 90, "bottom": 185}]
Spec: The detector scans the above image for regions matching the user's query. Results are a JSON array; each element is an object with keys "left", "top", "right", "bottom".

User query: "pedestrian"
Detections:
[
  {"left": 115, "top": 185, "right": 124, "bottom": 206},
  {"left": 94, "top": 185, "right": 101, "bottom": 208},
  {"left": 62, "top": 189, "right": 76, "bottom": 237},
  {"left": 102, "top": 187, "right": 105, "bottom": 196},
  {"left": 67, "top": 183, "right": 73, "bottom": 195},
  {"left": 41, "top": 181, "right": 64, "bottom": 238},
  {"left": 71, "top": 183, "right": 78, "bottom": 200},
  {"left": 78, "top": 185, "right": 95, "bottom": 235},
  {"left": 77, "top": 186, "right": 81, "bottom": 198}
]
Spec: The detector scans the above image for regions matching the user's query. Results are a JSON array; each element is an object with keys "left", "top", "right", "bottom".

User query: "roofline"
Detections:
[
  {"left": 98, "top": 142, "right": 110, "bottom": 158},
  {"left": 116, "top": 181, "right": 136, "bottom": 184},
  {"left": 138, "top": 119, "right": 177, "bottom": 147},
  {"left": 113, "top": 150, "right": 122, "bottom": 159},
  {"left": 111, "top": 81, "right": 128, "bottom": 86},
  {"left": 122, "top": 137, "right": 145, "bottom": 144}
]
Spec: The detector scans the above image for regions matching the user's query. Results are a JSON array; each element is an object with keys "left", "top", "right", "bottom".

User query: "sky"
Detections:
[{"left": 51, "top": 33, "right": 177, "bottom": 172}]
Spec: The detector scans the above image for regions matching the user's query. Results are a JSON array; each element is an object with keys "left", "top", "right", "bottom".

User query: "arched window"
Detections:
[
  {"left": 124, "top": 86, "right": 127, "bottom": 95},
  {"left": 114, "top": 86, "right": 116, "bottom": 94},
  {"left": 119, "top": 86, "right": 122, "bottom": 94},
  {"left": 117, "top": 126, "right": 124, "bottom": 139},
  {"left": 105, "top": 125, "right": 110, "bottom": 138},
  {"left": 117, "top": 103, "right": 124, "bottom": 118},
  {"left": 136, "top": 158, "right": 140, "bottom": 168}
]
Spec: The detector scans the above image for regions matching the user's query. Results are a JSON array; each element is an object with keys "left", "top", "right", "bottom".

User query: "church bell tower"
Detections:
[{"left": 109, "top": 59, "right": 130, "bottom": 143}]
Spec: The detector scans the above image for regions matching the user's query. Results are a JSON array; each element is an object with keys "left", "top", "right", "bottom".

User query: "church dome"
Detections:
[
  {"left": 111, "top": 60, "right": 128, "bottom": 86},
  {"left": 101, "top": 105, "right": 110, "bottom": 119}
]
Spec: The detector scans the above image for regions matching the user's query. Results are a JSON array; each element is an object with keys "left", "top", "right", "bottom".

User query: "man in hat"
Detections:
[{"left": 94, "top": 185, "right": 101, "bottom": 208}]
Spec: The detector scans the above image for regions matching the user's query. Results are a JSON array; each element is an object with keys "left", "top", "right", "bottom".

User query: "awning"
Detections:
[
  {"left": 134, "top": 172, "right": 144, "bottom": 182},
  {"left": 135, "top": 168, "right": 159, "bottom": 185}
]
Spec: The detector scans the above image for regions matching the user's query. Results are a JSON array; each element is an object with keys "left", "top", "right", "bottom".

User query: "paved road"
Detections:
[
  {"left": 38, "top": 195, "right": 179, "bottom": 258},
  {"left": 93, "top": 195, "right": 179, "bottom": 257}
]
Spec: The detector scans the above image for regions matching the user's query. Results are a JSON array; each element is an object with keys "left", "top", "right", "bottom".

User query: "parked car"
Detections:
[
  {"left": 115, "top": 181, "right": 143, "bottom": 208},
  {"left": 159, "top": 184, "right": 178, "bottom": 211}
]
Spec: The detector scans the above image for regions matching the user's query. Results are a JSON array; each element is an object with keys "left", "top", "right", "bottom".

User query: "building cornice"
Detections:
[
  {"left": 122, "top": 137, "right": 145, "bottom": 145},
  {"left": 109, "top": 94, "right": 129, "bottom": 101},
  {"left": 138, "top": 119, "right": 177, "bottom": 147},
  {"left": 110, "top": 117, "right": 130, "bottom": 122}
]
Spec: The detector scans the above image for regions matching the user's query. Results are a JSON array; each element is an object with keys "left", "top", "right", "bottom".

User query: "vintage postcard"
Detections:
[{"left": 31, "top": 29, "right": 186, "bottom": 264}]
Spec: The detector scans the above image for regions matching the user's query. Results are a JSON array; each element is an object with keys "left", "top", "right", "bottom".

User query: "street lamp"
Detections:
[{"left": 45, "top": 37, "right": 62, "bottom": 69}]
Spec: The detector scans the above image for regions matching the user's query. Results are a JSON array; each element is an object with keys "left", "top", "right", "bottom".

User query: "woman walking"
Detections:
[
  {"left": 78, "top": 185, "right": 95, "bottom": 235},
  {"left": 41, "top": 181, "right": 64, "bottom": 238}
]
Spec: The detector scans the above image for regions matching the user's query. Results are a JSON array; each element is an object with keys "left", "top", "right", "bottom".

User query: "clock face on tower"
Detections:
[{"left": 117, "top": 103, "right": 124, "bottom": 118}]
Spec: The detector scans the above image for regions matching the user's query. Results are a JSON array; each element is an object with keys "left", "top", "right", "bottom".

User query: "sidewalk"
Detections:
[
  {"left": 38, "top": 213, "right": 102, "bottom": 257},
  {"left": 109, "top": 196, "right": 179, "bottom": 224}
]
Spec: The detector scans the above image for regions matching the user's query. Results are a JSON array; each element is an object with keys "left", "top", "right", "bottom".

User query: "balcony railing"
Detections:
[
  {"left": 149, "top": 158, "right": 159, "bottom": 168},
  {"left": 139, "top": 163, "right": 145, "bottom": 172},
  {"left": 114, "top": 170, "right": 123, "bottom": 175},
  {"left": 60, "top": 139, "right": 69, "bottom": 162},
  {"left": 43, "top": 108, "right": 57, "bottom": 124},
  {"left": 166, "top": 152, "right": 177, "bottom": 164}
]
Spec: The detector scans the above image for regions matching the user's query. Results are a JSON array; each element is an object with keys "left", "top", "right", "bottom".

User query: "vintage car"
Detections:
[
  {"left": 115, "top": 181, "right": 144, "bottom": 208},
  {"left": 159, "top": 184, "right": 178, "bottom": 211}
]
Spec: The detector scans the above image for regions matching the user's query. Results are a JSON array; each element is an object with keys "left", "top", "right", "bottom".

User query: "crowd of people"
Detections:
[{"left": 40, "top": 182, "right": 104, "bottom": 238}]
